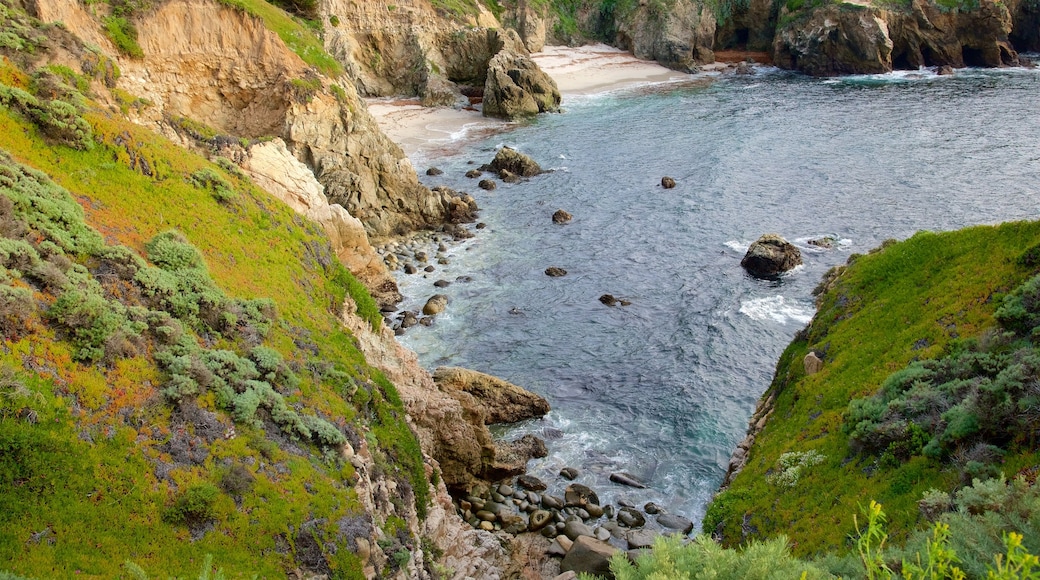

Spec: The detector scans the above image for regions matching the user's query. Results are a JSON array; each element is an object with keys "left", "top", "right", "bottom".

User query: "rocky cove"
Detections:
[{"left": 1, "top": 0, "right": 1040, "bottom": 577}]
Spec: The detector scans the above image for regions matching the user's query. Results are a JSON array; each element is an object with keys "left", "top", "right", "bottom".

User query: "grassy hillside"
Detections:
[
  {"left": 705, "top": 223, "right": 1040, "bottom": 558},
  {"left": 0, "top": 4, "right": 428, "bottom": 577}
]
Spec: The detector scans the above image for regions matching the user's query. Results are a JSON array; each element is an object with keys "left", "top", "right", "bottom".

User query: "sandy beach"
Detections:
[{"left": 366, "top": 44, "right": 694, "bottom": 158}]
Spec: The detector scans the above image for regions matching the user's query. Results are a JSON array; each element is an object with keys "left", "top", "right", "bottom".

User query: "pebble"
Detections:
[
  {"left": 476, "top": 510, "right": 496, "bottom": 522},
  {"left": 643, "top": 502, "right": 661, "bottom": 515},
  {"left": 498, "top": 484, "right": 514, "bottom": 497},
  {"left": 529, "top": 510, "right": 553, "bottom": 531},
  {"left": 479, "top": 521, "right": 494, "bottom": 532},
  {"left": 491, "top": 492, "right": 506, "bottom": 503},
  {"left": 433, "top": 279, "right": 451, "bottom": 287},
  {"left": 542, "top": 495, "right": 564, "bottom": 510},
  {"left": 585, "top": 504, "right": 604, "bottom": 519},
  {"left": 594, "top": 527, "right": 611, "bottom": 542},
  {"left": 527, "top": 491, "right": 540, "bottom": 504},
  {"left": 518, "top": 474, "right": 547, "bottom": 491},
  {"left": 562, "top": 520, "right": 593, "bottom": 541},
  {"left": 541, "top": 525, "right": 558, "bottom": 539}
]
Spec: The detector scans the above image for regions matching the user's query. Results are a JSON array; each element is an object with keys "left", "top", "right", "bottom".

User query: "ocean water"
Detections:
[{"left": 391, "top": 65, "right": 1040, "bottom": 530}]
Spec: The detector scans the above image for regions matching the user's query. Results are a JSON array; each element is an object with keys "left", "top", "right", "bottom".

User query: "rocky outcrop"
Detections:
[
  {"left": 433, "top": 366, "right": 551, "bottom": 424},
  {"left": 613, "top": 0, "right": 716, "bottom": 72},
  {"left": 341, "top": 298, "right": 549, "bottom": 494},
  {"left": 772, "top": 0, "right": 1018, "bottom": 75},
  {"left": 483, "top": 33, "right": 561, "bottom": 119},
  {"left": 772, "top": 4, "right": 894, "bottom": 75},
  {"left": 239, "top": 139, "right": 402, "bottom": 307},
  {"left": 741, "top": 234, "right": 802, "bottom": 278},
  {"left": 487, "top": 146, "right": 544, "bottom": 177},
  {"left": 715, "top": 0, "right": 779, "bottom": 51}
]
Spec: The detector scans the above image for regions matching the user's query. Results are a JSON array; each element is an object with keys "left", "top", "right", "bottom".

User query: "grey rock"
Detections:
[
  {"left": 433, "top": 279, "right": 451, "bottom": 288},
  {"left": 643, "top": 502, "right": 661, "bottom": 515},
  {"left": 498, "top": 484, "right": 514, "bottom": 497},
  {"left": 465, "top": 169, "right": 482, "bottom": 178},
  {"left": 560, "top": 536, "right": 618, "bottom": 578},
  {"left": 741, "top": 234, "right": 802, "bottom": 278},
  {"left": 610, "top": 472, "right": 647, "bottom": 489},
  {"left": 562, "top": 520, "right": 594, "bottom": 541},
  {"left": 542, "top": 495, "right": 564, "bottom": 510},
  {"left": 500, "top": 513, "right": 527, "bottom": 535},
  {"left": 559, "top": 467, "right": 579, "bottom": 480},
  {"left": 476, "top": 510, "right": 497, "bottom": 522},
  {"left": 541, "top": 525, "right": 559, "bottom": 539},
  {"left": 657, "top": 513, "right": 695, "bottom": 534},
  {"left": 517, "top": 476, "right": 549, "bottom": 492},
  {"left": 617, "top": 507, "right": 645, "bottom": 528},
  {"left": 427, "top": 167, "right": 444, "bottom": 176},
  {"left": 627, "top": 529, "right": 656, "bottom": 550},
  {"left": 585, "top": 503, "right": 604, "bottom": 519},
  {"left": 565, "top": 483, "right": 600, "bottom": 508},
  {"left": 527, "top": 491, "right": 541, "bottom": 503},
  {"left": 594, "top": 527, "right": 611, "bottom": 542},
  {"left": 479, "top": 179, "right": 497, "bottom": 191}
]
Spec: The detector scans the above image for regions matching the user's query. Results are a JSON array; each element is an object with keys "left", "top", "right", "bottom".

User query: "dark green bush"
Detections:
[
  {"left": 163, "top": 482, "right": 220, "bottom": 526},
  {"left": 188, "top": 168, "right": 236, "bottom": 204}
]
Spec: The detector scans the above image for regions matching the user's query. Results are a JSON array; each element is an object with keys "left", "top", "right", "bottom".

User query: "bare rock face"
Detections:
[
  {"left": 239, "top": 139, "right": 402, "bottom": 308},
  {"left": 741, "top": 234, "right": 802, "bottom": 278},
  {"left": 560, "top": 536, "right": 618, "bottom": 578},
  {"left": 773, "top": 4, "right": 894, "bottom": 76},
  {"left": 613, "top": 0, "right": 716, "bottom": 72},
  {"left": 433, "top": 366, "right": 550, "bottom": 424},
  {"left": 773, "top": 0, "right": 1018, "bottom": 75},
  {"left": 483, "top": 42, "right": 561, "bottom": 120}
]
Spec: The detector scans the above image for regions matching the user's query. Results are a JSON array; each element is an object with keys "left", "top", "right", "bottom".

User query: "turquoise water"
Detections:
[{"left": 393, "top": 66, "right": 1040, "bottom": 530}]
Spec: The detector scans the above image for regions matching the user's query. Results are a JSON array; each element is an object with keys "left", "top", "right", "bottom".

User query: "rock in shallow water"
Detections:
[
  {"left": 610, "top": 472, "right": 647, "bottom": 489},
  {"left": 545, "top": 267, "right": 567, "bottom": 277},
  {"left": 518, "top": 474, "right": 547, "bottom": 491},
  {"left": 657, "top": 513, "right": 694, "bottom": 534},
  {"left": 422, "top": 294, "right": 449, "bottom": 315},
  {"left": 552, "top": 209, "right": 572, "bottom": 224},
  {"left": 740, "top": 233, "right": 802, "bottom": 278}
]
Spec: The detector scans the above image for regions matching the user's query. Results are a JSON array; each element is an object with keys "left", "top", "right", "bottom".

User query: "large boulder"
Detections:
[
  {"left": 740, "top": 234, "right": 802, "bottom": 278},
  {"left": 483, "top": 47, "right": 561, "bottom": 120},
  {"left": 484, "top": 434, "right": 549, "bottom": 481},
  {"left": 560, "top": 536, "right": 618, "bottom": 578},
  {"left": 432, "top": 366, "right": 550, "bottom": 424},
  {"left": 487, "top": 146, "right": 543, "bottom": 177}
]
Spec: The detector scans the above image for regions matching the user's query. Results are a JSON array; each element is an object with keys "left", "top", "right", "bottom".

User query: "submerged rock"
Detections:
[
  {"left": 657, "top": 513, "right": 695, "bottom": 534},
  {"left": 545, "top": 267, "right": 567, "bottom": 277},
  {"left": 609, "top": 472, "right": 647, "bottom": 489},
  {"left": 661, "top": 176, "right": 676, "bottom": 189},
  {"left": 740, "top": 234, "right": 802, "bottom": 278}
]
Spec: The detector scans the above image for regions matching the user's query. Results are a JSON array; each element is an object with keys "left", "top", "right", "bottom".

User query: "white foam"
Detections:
[
  {"left": 724, "top": 239, "right": 754, "bottom": 253},
  {"left": 739, "top": 295, "right": 814, "bottom": 325}
]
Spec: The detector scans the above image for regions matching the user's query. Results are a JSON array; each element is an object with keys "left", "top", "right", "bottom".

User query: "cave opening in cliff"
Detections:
[
  {"left": 961, "top": 46, "right": 988, "bottom": 67},
  {"left": 735, "top": 28, "right": 749, "bottom": 47}
]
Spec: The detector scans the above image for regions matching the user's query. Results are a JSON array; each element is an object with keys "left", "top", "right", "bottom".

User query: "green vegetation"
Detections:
[
  {"left": 582, "top": 489, "right": 1040, "bottom": 579},
  {"left": 102, "top": 16, "right": 143, "bottom": 58},
  {"left": 707, "top": 222, "right": 1040, "bottom": 556},
  {"left": 0, "top": 3, "right": 428, "bottom": 575}
]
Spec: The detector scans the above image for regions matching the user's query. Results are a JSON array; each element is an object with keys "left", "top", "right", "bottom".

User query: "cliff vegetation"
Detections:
[
  {"left": 0, "top": 1, "right": 439, "bottom": 577},
  {"left": 707, "top": 221, "right": 1040, "bottom": 563}
]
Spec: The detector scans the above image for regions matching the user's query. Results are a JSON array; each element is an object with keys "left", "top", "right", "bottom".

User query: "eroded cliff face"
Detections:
[
  {"left": 771, "top": 0, "right": 1018, "bottom": 75},
  {"left": 614, "top": 0, "right": 716, "bottom": 71},
  {"left": 321, "top": 0, "right": 499, "bottom": 100},
  {"left": 32, "top": 0, "right": 474, "bottom": 246}
]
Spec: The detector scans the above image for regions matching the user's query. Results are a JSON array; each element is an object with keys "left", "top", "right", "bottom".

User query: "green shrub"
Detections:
[
  {"left": 163, "top": 482, "right": 220, "bottom": 526},
  {"left": 188, "top": 168, "right": 236, "bottom": 204},
  {"left": 608, "top": 534, "right": 834, "bottom": 579},
  {"left": 102, "top": 16, "right": 143, "bottom": 58}
]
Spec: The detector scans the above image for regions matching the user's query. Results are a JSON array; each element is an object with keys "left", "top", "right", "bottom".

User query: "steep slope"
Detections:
[
  {"left": 0, "top": 2, "right": 517, "bottom": 577},
  {"left": 707, "top": 222, "right": 1040, "bottom": 556}
]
